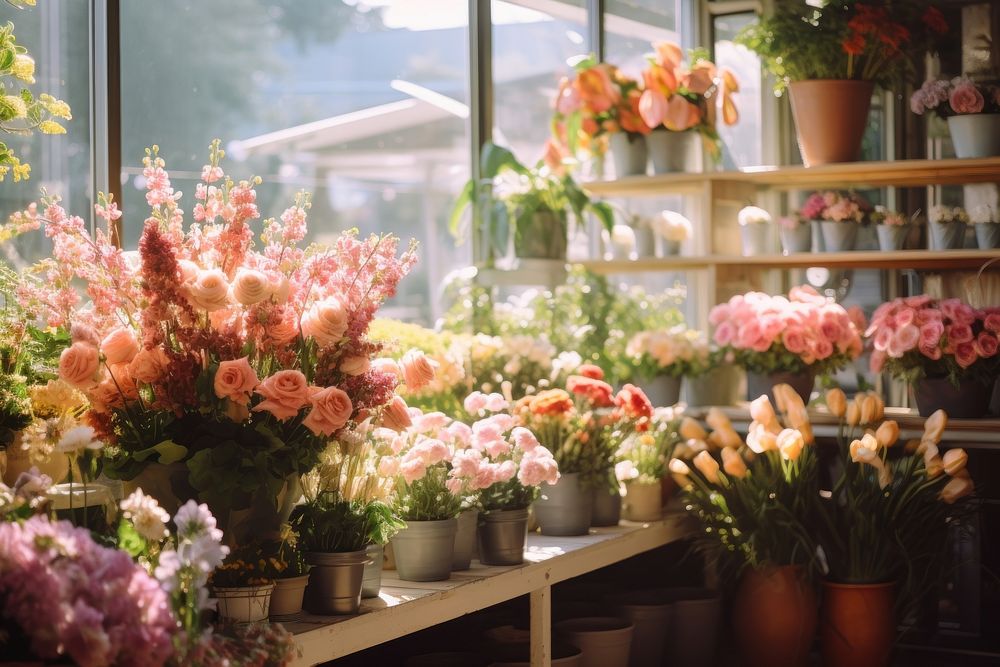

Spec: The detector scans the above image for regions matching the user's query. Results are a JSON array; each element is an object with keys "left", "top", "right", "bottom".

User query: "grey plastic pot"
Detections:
[
  {"left": 605, "top": 590, "right": 673, "bottom": 667},
  {"left": 647, "top": 129, "right": 697, "bottom": 174},
  {"left": 556, "top": 616, "right": 634, "bottom": 667},
  {"left": 609, "top": 132, "right": 648, "bottom": 177},
  {"left": 391, "top": 518, "right": 457, "bottom": 582},
  {"left": 452, "top": 509, "right": 479, "bottom": 571},
  {"left": 621, "top": 480, "right": 662, "bottom": 522},
  {"left": 640, "top": 374, "right": 681, "bottom": 408},
  {"left": 780, "top": 225, "right": 812, "bottom": 254},
  {"left": 746, "top": 369, "right": 815, "bottom": 406},
  {"left": 740, "top": 224, "right": 772, "bottom": 256},
  {"left": 876, "top": 224, "right": 910, "bottom": 251},
  {"left": 929, "top": 220, "right": 967, "bottom": 250},
  {"left": 304, "top": 550, "right": 369, "bottom": 615},
  {"left": 819, "top": 221, "right": 859, "bottom": 252},
  {"left": 662, "top": 588, "right": 722, "bottom": 667},
  {"left": 591, "top": 485, "right": 622, "bottom": 527},
  {"left": 975, "top": 223, "right": 1000, "bottom": 249},
  {"left": 533, "top": 473, "right": 593, "bottom": 537},
  {"left": 361, "top": 543, "right": 383, "bottom": 598},
  {"left": 687, "top": 364, "right": 743, "bottom": 407},
  {"left": 478, "top": 508, "right": 529, "bottom": 565},
  {"left": 948, "top": 113, "right": 1000, "bottom": 158}
]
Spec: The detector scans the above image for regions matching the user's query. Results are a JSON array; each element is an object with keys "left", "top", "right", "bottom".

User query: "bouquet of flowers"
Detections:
[
  {"left": 869, "top": 205, "right": 912, "bottom": 227},
  {"left": 798, "top": 191, "right": 871, "bottom": 224},
  {"left": 929, "top": 204, "right": 969, "bottom": 225},
  {"left": 910, "top": 77, "right": 1000, "bottom": 118},
  {"left": 613, "top": 406, "right": 682, "bottom": 486},
  {"left": 710, "top": 286, "right": 865, "bottom": 376},
  {"left": 14, "top": 141, "right": 417, "bottom": 539},
  {"left": 970, "top": 204, "right": 997, "bottom": 225},
  {"left": 866, "top": 295, "right": 1000, "bottom": 386},
  {"left": 623, "top": 325, "right": 709, "bottom": 381}
]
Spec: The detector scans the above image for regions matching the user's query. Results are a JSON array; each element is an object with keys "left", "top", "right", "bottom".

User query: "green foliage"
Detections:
[
  {"left": 291, "top": 493, "right": 403, "bottom": 553},
  {"left": 480, "top": 476, "right": 539, "bottom": 512},
  {"left": 394, "top": 466, "right": 464, "bottom": 522}
]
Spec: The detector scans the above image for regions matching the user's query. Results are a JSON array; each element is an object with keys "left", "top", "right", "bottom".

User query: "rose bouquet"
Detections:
[
  {"left": 870, "top": 206, "right": 911, "bottom": 227},
  {"left": 910, "top": 77, "right": 1000, "bottom": 118},
  {"left": 14, "top": 141, "right": 416, "bottom": 540},
  {"left": 798, "top": 191, "right": 871, "bottom": 224}
]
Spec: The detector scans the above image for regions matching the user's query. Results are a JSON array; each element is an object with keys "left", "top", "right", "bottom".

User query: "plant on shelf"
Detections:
[
  {"left": 652, "top": 209, "right": 692, "bottom": 254},
  {"left": 621, "top": 325, "right": 707, "bottom": 407},
  {"left": 866, "top": 295, "right": 1000, "bottom": 417},
  {"left": 910, "top": 77, "right": 1000, "bottom": 158},
  {"left": 928, "top": 204, "right": 970, "bottom": 250},
  {"left": 210, "top": 541, "right": 281, "bottom": 623},
  {"left": 970, "top": 204, "right": 999, "bottom": 250},
  {"left": 450, "top": 142, "right": 613, "bottom": 263},
  {"left": 799, "top": 190, "right": 871, "bottom": 251},
  {"left": 870, "top": 204, "right": 917, "bottom": 251},
  {"left": 737, "top": 205, "right": 773, "bottom": 256},
  {"left": 612, "top": 406, "right": 681, "bottom": 522}
]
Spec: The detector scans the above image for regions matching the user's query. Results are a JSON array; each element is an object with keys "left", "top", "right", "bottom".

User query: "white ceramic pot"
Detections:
[
  {"left": 269, "top": 574, "right": 309, "bottom": 618},
  {"left": 215, "top": 583, "right": 274, "bottom": 623},
  {"left": 948, "top": 113, "right": 1000, "bottom": 158}
]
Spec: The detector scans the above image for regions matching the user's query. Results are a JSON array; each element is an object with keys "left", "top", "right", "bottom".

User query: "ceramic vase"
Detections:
[
  {"left": 533, "top": 473, "right": 592, "bottom": 537},
  {"left": 913, "top": 376, "right": 991, "bottom": 418},
  {"left": 640, "top": 374, "right": 681, "bottom": 408},
  {"left": 947, "top": 113, "right": 1000, "bottom": 158},
  {"left": 609, "top": 132, "right": 648, "bottom": 177},
  {"left": 392, "top": 518, "right": 458, "bottom": 582},
  {"left": 304, "top": 549, "right": 369, "bottom": 615},
  {"left": 361, "top": 543, "right": 383, "bottom": 598},
  {"left": 733, "top": 566, "right": 817, "bottom": 667},
  {"left": 687, "top": 364, "right": 743, "bottom": 407},
  {"left": 821, "top": 581, "right": 895, "bottom": 667},
  {"left": 788, "top": 79, "right": 874, "bottom": 165},
  {"left": 591, "top": 484, "right": 622, "bottom": 527},
  {"left": 215, "top": 584, "right": 274, "bottom": 623}
]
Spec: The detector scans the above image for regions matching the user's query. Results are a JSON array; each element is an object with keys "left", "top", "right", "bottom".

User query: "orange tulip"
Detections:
[
  {"left": 574, "top": 65, "right": 620, "bottom": 114},
  {"left": 680, "top": 417, "right": 708, "bottom": 441},
  {"left": 875, "top": 420, "right": 900, "bottom": 448},
  {"left": 943, "top": 448, "right": 968, "bottom": 476},
  {"left": 638, "top": 88, "right": 668, "bottom": 129},
  {"left": 923, "top": 409, "right": 947, "bottom": 444},
  {"left": 721, "top": 447, "right": 747, "bottom": 479},
  {"left": 693, "top": 450, "right": 721, "bottom": 484},
  {"left": 705, "top": 407, "right": 732, "bottom": 432},
  {"left": 684, "top": 65, "right": 714, "bottom": 95},
  {"left": 777, "top": 428, "right": 804, "bottom": 461},
  {"left": 940, "top": 475, "right": 974, "bottom": 503},
  {"left": 826, "top": 388, "right": 847, "bottom": 418},
  {"left": 654, "top": 41, "right": 684, "bottom": 70}
]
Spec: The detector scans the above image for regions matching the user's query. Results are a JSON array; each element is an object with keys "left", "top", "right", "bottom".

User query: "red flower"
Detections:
[
  {"left": 878, "top": 23, "right": 910, "bottom": 52},
  {"left": 922, "top": 6, "right": 948, "bottom": 34},
  {"left": 566, "top": 375, "right": 615, "bottom": 408},
  {"left": 843, "top": 33, "right": 867, "bottom": 56},
  {"left": 615, "top": 384, "right": 653, "bottom": 421},
  {"left": 577, "top": 364, "right": 605, "bottom": 380},
  {"left": 530, "top": 389, "right": 575, "bottom": 416}
]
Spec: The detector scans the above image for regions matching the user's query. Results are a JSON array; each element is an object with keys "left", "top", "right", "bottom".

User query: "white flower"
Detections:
[
  {"left": 615, "top": 460, "right": 640, "bottom": 482},
  {"left": 654, "top": 210, "right": 693, "bottom": 242},
  {"left": 55, "top": 425, "right": 102, "bottom": 454},
  {"left": 173, "top": 499, "right": 223, "bottom": 543},
  {"left": 180, "top": 532, "right": 230, "bottom": 574},
  {"left": 120, "top": 489, "right": 170, "bottom": 542},
  {"left": 970, "top": 204, "right": 997, "bottom": 225},
  {"left": 738, "top": 205, "right": 771, "bottom": 226}
]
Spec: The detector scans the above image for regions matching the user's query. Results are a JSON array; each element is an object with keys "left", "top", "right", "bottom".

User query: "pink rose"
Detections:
[
  {"left": 872, "top": 327, "right": 894, "bottom": 352},
  {"left": 735, "top": 321, "right": 762, "bottom": 350},
  {"left": 870, "top": 349, "right": 887, "bottom": 373},
  {"left": 70, "top": 323, "right": 101, "bottom": 347},
  {"left": 213, "top": 357, "right": 259, "bottom": 406},
  {"left": 129, "top": 346, "right": 169, "bottom": 384},
  {"left": 59, "top": 342, "right": 101, "bottom": 389},
  {"left": 401, "top": 458, "right": 427, "bottom": 484},
  {"left": 947, "top": 323, "right": 974, "bottom": 344},
  {"left": 302, "top": 386, "right": 354, "bottom": 437},
  {"left": 708, "top": 304, "right": 731, "bottom": 326},
  {"left": 495, "top": 460, "right": 517, "bottom": 482},
  {"left": 451, "top": 448, "right": 483, "bottom": 478},
  {"left": 301, "top": 297, "right": 349, "bottom": 347},
  {"left": 230, "top": 268, "right": 272, "bottom": 306},
  {"left": 101, "top": 327, "right": 139, "bottom": 365},
  {"left": 340, "top": 355, "right": 371, "bottom": 376},
  {"left": 401, "top": 350, "right": 436, "bottom": 391},
  {"left": 512, "top": 426, "right": 539, "bottom": 453},
  {"left": 782, "top": 326, "right": 808, "bottom": 354},
  {"left": 812, "top": 337, "right": 834, "bottom": 360},
  {"left": 252, "top": 369, "right": 311, "bottom": 420},
  {"left": 474, "top": 463, "right": 497, "bottom": 489},
  {"left": 713, "top": 321, "right": 736, "bottom": 346},
  {"left": 372, "top": 357, "right": 402, "bottom": 379},
  {"left": 186, "top": 269, "right": 231, "bottom": 312},
  {"left": 887, "top": 324, "right": 920, "bottom": 358},
  {"left": 919, "top": 320, "right": 944, "bottom": 349},
  {"left": 954, "top": 341, "right": 979, "bottom": 368},
  {"left": 904, "top": 295, "right": 933, "bottom": 309},
  {"left": 919, "top": 341, "right": 943, "bottom": 361},
  {"left": 984, "top": 313, "right": 1000, "bottom": 333},
  {"left": 949, "top": 82, "right": 985, "bottom": 114},
  {"left": 381, "top": 396, "right": 412, "bottom": 432},
  {"left": 789, "top": 285, "right": 826, "bottom": 306},
  {"left": 264, "top": 312, "right": 300, "bottom": 347},
  {"left": 975, "top": 332, "right": 998, "bottom": 358}
]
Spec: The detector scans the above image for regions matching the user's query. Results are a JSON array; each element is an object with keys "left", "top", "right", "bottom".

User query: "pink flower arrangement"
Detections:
[
  {"left": 910, "top": 77, "right": 1000, "bottom": 118},
  {"left": 709, "top": 285, "right": 866, "bottom": 375},
  {"left": 798, "top": 191, "right": 871, "bottom": 224},
  {"left": 866, "top": 296, "right": 1000, "bottom": 385},
  {"left": 870, "top": 205, "right": 911, "bottom": 227}
]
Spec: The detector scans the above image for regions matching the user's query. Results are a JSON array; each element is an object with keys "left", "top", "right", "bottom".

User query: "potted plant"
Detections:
[
  {"left": 911, "top": 77, "right": 1000, "bottom": 158},
  {"left": 266, "top": 524, "right": 310, "bottom": 618},
  {"left": 638, "top": 42, "right": 739, "bottom": 173},
  {"left": 613, "top": 412, "right": 680, "bottom": 522},
  {"left": 928, "top": 205, "right": 969, "bottom": 250},
  {"left": 970, "top": 204, "right": 1000, "bottom": 249},
  {"left": 623, "top": 325, "right": 703, "bottom": 407},
  {"left": 870, "top": 205, "right": 915, "bottom": 251},
  {"left": 710, "top": 285, "right": 865, "bottom": 404},
  {"left": 461, "top": 391, "right": 559, "bottom": 565},
  {"left": 777, "top": 215, "right": 812, "bottom": 254},
  {"left": 799, "top": 191, "right": 871, "bottom": 252},
  {"left": 683, "top": 342, "right": 745, "bottom": 407},
  {"left": 651, "top": 209, "right": 692, "bottom": 255},
  {"left": 449, "top": 142, "right": 614, "bottom": 264},
  {"left": 867, "top": 296, "right": 1000, "bottom": 418},
  {"left": 738, "top": 2, "right": 948, "bottom": 165},
  {"left": 211, "top": 544, "right": 278, "bottom": 623},
  {"left": 737, "top": 205, "right": 773, "bottom": 256}
]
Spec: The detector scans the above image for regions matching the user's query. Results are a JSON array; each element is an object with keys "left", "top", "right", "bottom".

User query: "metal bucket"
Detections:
[
  {"left": 452, "top": 509, "right": 479, "bottom": 571},
  {"left": 391, "top": 518, "right": 457, "bottom": 582},
  {"left": 591, "top": 485, "right": 622, "bottom": 527},
  {"left": 361, "top": 543, "right": 383, "bottom": 598},
  {"left": 304, "top": 549, "right": 369, "bottom": 615},
  {"left": 533, "top": 473, "right": 592, "bottom": 537},
  {"left": 478, "top": 508, "right": 529, "bottom": 566}
]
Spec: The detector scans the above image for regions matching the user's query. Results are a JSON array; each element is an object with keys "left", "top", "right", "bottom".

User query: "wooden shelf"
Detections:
[
  {"left": 585, "top": 157, "right": 1000, "bottom": 197},
  {"left": 287, "top": 514, "right": 694, "bottom": 666}
]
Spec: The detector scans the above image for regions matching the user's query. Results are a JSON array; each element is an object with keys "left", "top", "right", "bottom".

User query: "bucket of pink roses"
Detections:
[
  {"left": 709, "top": 286, "right": 866, "bottom": 406},
  {"left": 17, "top": 142, "right": 417, "bottom": 547},
  {"left": 867, "top": 295, "right": 1000, "bottom": 418}
]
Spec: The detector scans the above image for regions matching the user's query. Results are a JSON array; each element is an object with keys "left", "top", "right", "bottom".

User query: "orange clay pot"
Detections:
[
  {"left": 821, "top": 580, "right": 895, "bottom": 667},
  {"left": 733, "top": 565, "right": 817, "bottom": 667},
  {"left": 788, "top": 80, "right": 874, "bottom": 166}
]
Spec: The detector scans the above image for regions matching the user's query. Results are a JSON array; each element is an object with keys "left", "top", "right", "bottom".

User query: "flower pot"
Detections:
[
  {"left": 492, "top": 642, "right": 584, "bottom": 667},
  {"left": 632, "top": 222, "right": 657, "bottom": 258},
  {"left": 391, "top": 518, "right": 457, "bottom": 582},
  {"left": 646, "top": 129, "right": 698, "bottom": 174},
  {"left": 733, "top": 566, "right": 817, "bottom": 667},
  {"left": 659, "top": 475, "right": 677, "bottom": 507},
  {"left": 780, "top": 225, "right": 812, "bottom": 254},
  {"left": 975, "top": 223, "right": 1000, "bottom": 249},
  {"left": 47, "top": 482, "right": 114, "bottom": 533},
  {"left": 661, "top": 239, "right": 681, "bottom": 256},
  {"left": 746, "top": 369, "right": 815, "bottom": 406},
  {"left": 609, "top": 132, "right": 648, "bottom": 177},
  {"left": 591, "top": 485, "right": 622, "bottom": 527},
  {"left": 929, "top": 220, "right": 967, "bottom": 250},
  {"left": 514, "top": 210, "right": 568, "bottom": 260},
  {"left": 947, "top": 113, "right": 1000, "bottom": 158},
  {"left": 662, "top": 588, "right": 722, "bottom": 667},
  {"left": 605, "top": 589, "right": 673, "bottom": 667},
  {"left": 361, "top": 543, "right": 384, "bottom": 598},
  {"left": 640, "top": 374, "right": 681, "bottom": 408},
  {"left": 3, "top": 434, "right": 70, "bottom": 487},
  {"left": 406, "top": 652, "right": 491, "bottom": 667},
  {"left": 875, "top": 224, "right": 910, "bottom": 251},
  {"left": 687, "top": 364, "right": 744, "bottom": 407},
  {"left": 621, "top": 480, "right": 662, "bottom": 522},
  {"left": 269, "top": 574, "right": 309, "bottom": 618},
  {"left": 555, "top": 616, "right": 634, "bottom": 667},
  {"left": 820, "top": 221, "right": 859, "bottom": 252},
  {"left": 914, "top": 376, "right": 991, "bottom": 419},
  {"left": 533, "top": 473, "right": 593, "bottom": 537},
  {"left": 478, "top": 508, "right": 529, "bottom": 565},
  {"left": 740, "top": 224, "right": 772, "bottom": 256},
  {"left": 788, "top": 80, "right": 874, "bottom": 166},
  {"left": 304, "top": 549, "right": 369, "bottom": 615},
  {"left": 821, "top": 581, "right": 895, "bottom": 667},
  {"left": 214, "top": 584, "right": 274, "bottom": 623},
  {"left": 453, "top": 509, "right": 479, "bottom": 571}
]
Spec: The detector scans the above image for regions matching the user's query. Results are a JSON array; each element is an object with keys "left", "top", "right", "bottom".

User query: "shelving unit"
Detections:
[{"left": 288, "top": 512, "right": 694, "bottom": 666}]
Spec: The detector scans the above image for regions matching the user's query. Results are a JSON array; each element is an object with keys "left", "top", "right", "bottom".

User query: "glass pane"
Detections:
[
  {"left": 605, "top": 0, "right": 679, "bottom": 77},
  {"left": 121, "top": 0, "right": 470, "bottom": 324},
  {"left": 714, "top": 11, "right": 761, "bottom": 169},
  {"left": 0, "top": 0, "right": 92, "bottom": 270}
]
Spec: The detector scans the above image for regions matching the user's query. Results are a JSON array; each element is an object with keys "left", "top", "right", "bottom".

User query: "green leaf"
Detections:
[
  {"left": 117, "top": 520, "right": 148, "bottom": 558},
  {"left": 448, "top": 178, "right": 475, "bottom": 239},
  {"left": 0, "top": 48, "right": 14, "bottom": 71},
  {"left": 480, "top": 142, "right": 528, "bottom": 178},
  {"left": 131, "top": 439, "right": 188, "bottom": 465}
]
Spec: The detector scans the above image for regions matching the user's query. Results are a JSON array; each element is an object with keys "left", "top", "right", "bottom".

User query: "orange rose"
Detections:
[
  {"left": 401, "top": 350, "right": 436, "bottom": 391},
  {"left": 302, "top": 386, "right": 353, "bottom": 437},
  {"left": 59, "top": 342, "right": 101, "bottom": 390},
  {"left": 381, "top": 396, "right": 412, "bottom": 432},
  {"left": 530, "top": 389, "right": 574, "bottom": 416},
  {"left": 101, "top": 327, "right": 139, "bottom": 365},
  {"left": 213, "top": 357, "right": 259, "bottom": 406},
  {"left": 230, "top": 268, "right": 272, "bottom": 306},
  {"left": 186, "top": 268, "right": 231, "bottom": 312},
  {"left": 301, "top": 297, "right": 349, "bottom": 347},
  {"left": 253, "top": 369, "right": 311, "bottom": 421},
  {"left": 129, "top": 346, "right": 170, "bottom": 384},
  {"left": 340, "top": 355, "right": 371, "bottom": 377}
]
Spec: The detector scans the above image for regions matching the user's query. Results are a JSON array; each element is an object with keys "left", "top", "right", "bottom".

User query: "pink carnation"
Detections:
[{"left": 950, "top": 81, "right": 985, "bottom": 114}]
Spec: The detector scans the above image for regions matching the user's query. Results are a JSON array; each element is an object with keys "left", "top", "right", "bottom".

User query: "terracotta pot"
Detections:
[
  {"left": 821, "top": 581, "right": 895, "bottom": 667},
  {"left": 788, "top": 80, "right": 874, "bottom": 166},
  {"left": 733, "top": 565, "right": 817, "bottom": 667},
  {"left": 913, "top": 376, "right": 991, "bottom": 419},
  {"left": 269, "top": 574, "right": 309, "bottom": 618}
]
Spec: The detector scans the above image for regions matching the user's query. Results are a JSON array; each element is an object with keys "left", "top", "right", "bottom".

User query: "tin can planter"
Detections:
[
  {"left": 929, "top": 220, "right": 967, "bottom": 250},
  {"left": 514, "top": 210, "right": 568, "bottom": 260},
  {"left": 780, "top": 225, "right": 812, "bottom": 254},
  {"left": 788, "top": 79, "right": 874, "bottom": 165},
  {"left": 556, "top": 616, "right": 634, "bottom": 667},
  {"left": 820, "top": 221, "right": 859, "bottom": 252},
  {"left": 268, "top": 575, "right": 309, "bottom": 618},
  {"left": 591, "top": 484, "right": 622, "bottom": 527},
  {"left": 392, "top": 518, "right": 457, "bottom": 582},
  {"left": 609, "top": 132, "right": 648, "bottom": 177},
  {"left": 914, "top": 376, "right": 991, "bottom": 419},
  {"left": 740, "top": 224, "right": 772, "bottom": 256},
  {"left": 687, "top": 364, "right": 743, "bottom": 407},
  {"left": 733, "top": 565, "right": 816, "bottom": 667},
  {"left": 947, "top": 113, "right": 1000, "bottom": 158},
  {"left": 621, "top": 480, "right": 662, "bottom": 522},
  {"left": 533, "top": 472, "right": 592, "bottom": 537},
  {"left": 478, "top": 508, "right": 529, "bottom": 565},
  {"left": 304, "top": 549, "right": 369, "bottom": 615},
  {"left": 746, "top": 369, "right": 815, "bottom": 406},
  {"left": 975, "top": 223, "right": 1000, "bottom": 249},
  {"left": 452, "top": 509, "right": 479, "bottom": 571},
  {"left": 214, "top": 583, "right": 274, "bottom": 623},
  {"left": 876, "top": 224, "right": 910, "bottom": 251},
  {"left": 640, "top": 374, "right": 681, "bottom": 408},
  {"left": 605, "top": 589, "right": 673, "bottom": 667},
  {"left": 646, "top": 129, "right": 698, "bottom": 174},
  {"left": 361, "top": 543, "right": 383, "bottom": 598},
  {"left": 663, "top": 588, "right": 722, "bottom": 667},
  {"left": 821, "top": 581, "right": 895, "bottom": 667}
]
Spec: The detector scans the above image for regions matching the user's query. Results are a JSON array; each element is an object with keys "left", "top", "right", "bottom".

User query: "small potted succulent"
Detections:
[
  {"left": 799, "top": 191, "right": 870, "bottom": 252},
  {"left": 970, "top": 204, "right": 999, "bottom": 249},
  {"left": 870, "top": 205, "right": 915, "bottom": 251},
  {"left": 928, "top": 205, "right": 969, "bottom": 250},
  {"left": 211, "top": 543, "right": 278, "bottom": 623},
  {"left": 911, "top": 77, "right": 1000, "bottom": 158},
  {"left": 737, "top": 205, "right": 773, "bottom": 256}
]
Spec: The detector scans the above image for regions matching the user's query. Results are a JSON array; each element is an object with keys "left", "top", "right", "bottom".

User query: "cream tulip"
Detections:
[
  {"left": 721, "top": 447, "right": 748, "bottom": 478},
  {"left": 746, "top": 423, "right": 777, "bottom": 454},
  {"left": 846, "top": 401, "right": 861, "bottom": 427},
  {"left": 693, "top": 450, "right": 721, "bottom": 484},
  {"left": 776, "top": 428, "right": 805, "bottom": 461},
  {"left": 939, "top": 475, "right": 974, "bottom": 503},
  {"left": 773, "top": 383, "right": 804, "bottom": 415},
  {"left": 749, "top": 395, "right": 778, "bottom": 430},
  {"left": 875, "top": 420, "right": 900, "bottom": 448},
  {"left": 923, "top": 409, "right": 947, "bottom": 444},
  {"left": 705, "top": 407, "right": 732, "bottom": 432},
  {"left": 942, "top": 448, "right": 968, "bottom": 477},
  {"left": 680, "top": 417, "right": 708, "bottom": 441},
  {"left": 849, "top": 433, "right": 880, "bottom": 463},
  {"left": 668, "top": 458, "right": 693, "bottom": 489},
  {"left": 925, "top": 455, "right": 944, "bottom": 479},
  {"left": 686, "top": 438, "right": 709, "bottom": 455},
  {"left": 825, "top": 388, "right": 847, "bottom": 418}
]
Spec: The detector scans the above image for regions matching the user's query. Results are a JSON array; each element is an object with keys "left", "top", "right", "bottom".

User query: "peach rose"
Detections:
[
  {"left": 401, "top": 350, "right": 436, "bottom": 391},
  {"left": 302, "top": 386, "right": 354, "bottom": 437},
  {"left": 230, "top": 268, "right": 272, "bottom": 306},
  {"left": 178, "top": 259, "right": 200, "bottom": 282},
  {"left": 264, "top": 311, "right": 300, "bottom": 346},
  {"left": 186, "top": 268, "right": 231, "bottom": 312},
  {"left": 129, "top": 346, "right": 170, "bottom": 384},
  {"left": 340, "top": 355, "right": 371, "bottom": 376},
  {"left": 101, "top": 327, "right": 140, "bottom": 365},
  {"left": 214, "top": 357, "right": 259, "bottom": 405},
  {"left": 70, "top": 322, "right": 101, "bottom": 347},
  {"left": 372, "top": 357, "right": 402, "bottom": 379},
  {"left": 252, "top": 369, "right": 311, "bottom": 420},
  {"left": 59, "top": 342, "right": 101, "bottom": 389},
  {"left": 301, "top": 297, "right": 349, "bottom": 347},
  {"left": 381, "top": 396, "right": 412, "bottom": 432},
  {"left": 88, "top": 379, "right": 125, "bottom": 413},
  {"left": 107, "top": 362, "right": 139, "bottom": 401}
]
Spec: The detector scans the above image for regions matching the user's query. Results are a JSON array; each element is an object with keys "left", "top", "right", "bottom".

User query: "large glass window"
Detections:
[
  {"left": 121, "top": 0, "right": 471, "bottom": 324},
  {"left": 713, "top": 11, "right": 761, "bottom": 169},
  {"left": 605, "top": 0, "right": 679, "bottom": 76}
]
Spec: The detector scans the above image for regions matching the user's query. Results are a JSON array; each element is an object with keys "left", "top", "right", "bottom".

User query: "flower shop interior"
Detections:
[{"left": 2, "top": 0, "right": 1000, "bottom": 666}]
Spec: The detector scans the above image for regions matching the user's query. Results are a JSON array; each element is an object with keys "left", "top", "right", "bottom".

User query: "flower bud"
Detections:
[
  {"left": 776, "top": 428, "right": 804, "bottom": 461},
  {"left": 850, "top": 433, "right": 879, "bottom": 463},
  {"left": 860, "top": 394, "right": 879, "bottom": 425},
  {"left": 693, "top": 450, "right": 721, "bottom": 484},
  {"left": 668, "top": 458, "right": 692, "bottom": 489},
  {"left": 939, "top": 475, "right": 973, "bottom": 503},
  {"left": 705, "top": 407, "right": 732, "bottom": 432},
  {"left": 942, "top": 448, "right": 968, "bottom": 477},
  {"left": 749, "top": 395, "right": 778, "bottom": 429},
  {"left": 923, "top": 409, "right": 947, "bottom": 445},
  {"left": 925, "top": 455, "right": 944, "bottom": 479},
  {"left": 875, "top": 420, "right": 900, "bottom": 449},
  {"left": 679, "top": 417, "right": 707, "bottom": 441},
  {"left": 846, "top": 401, "right": 861, "bottom": 427},
  {"left": 774, "top": 383, "right": 804, "bottom": 415},
  {"left": 721, "top": 447, "right": 748, "bottom": 479},
  {"left": 826, "top": 388, "right": 847, "bottom": 418},
  {"left": 746, "top": 423, "right": 777, "bottom": 454}
]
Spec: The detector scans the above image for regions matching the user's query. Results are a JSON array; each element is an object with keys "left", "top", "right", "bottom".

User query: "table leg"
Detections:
[{"left": 530, "top": 585, "right": 552, "bottom": 667}]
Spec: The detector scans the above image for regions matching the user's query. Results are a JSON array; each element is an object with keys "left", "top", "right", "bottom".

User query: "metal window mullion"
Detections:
[
  {"left": 469, "top": 0, "right": 493, "bottom": 265},
  {"left": 92, "top": 0, "right": 121, "bottom": 245},
  {"left": 588, "top": 0, "right": 604, "bottom": 61}
]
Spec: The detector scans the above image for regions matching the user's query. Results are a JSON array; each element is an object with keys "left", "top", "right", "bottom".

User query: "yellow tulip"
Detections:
[
  {"left": 846, "top": 401, "right": 861, "bottom": 427},
  {"left": 693, "top": 450, "right": 721, "bottom": 484},
  {"left": 721, "top": 447, "right": 748, "bottom": 478},
  {"left": 923, "top": 409, "right": 947, "bottom": 444},
  {"left": 776, "top": 428, "right": 804, "bottom": 461},
  {"left": 705, "top": 407, "right": 732, "bottom": 432},
  {"left": 939, "top": 475, "right": 974, "bottom": 503},
  {"left": 875, "top": 420, "right": 900, "bottom": 448},
  {"left": 679, "top": 417, "right": 708, "bottom": 441},
  {"left": 942, "top": 448, "right": 968, "bottom": 477},
  {"left": 826, "top": 388, "right": 847, "bottom": 418}
]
